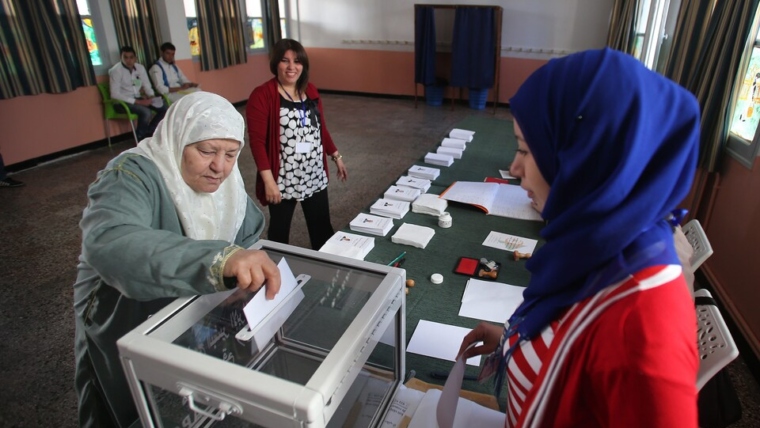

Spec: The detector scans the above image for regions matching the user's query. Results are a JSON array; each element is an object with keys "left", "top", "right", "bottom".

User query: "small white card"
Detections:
[
  {"left": 482, "top": 231, "right": 538, "bottom": 253},
  {"left": 499, "top": 169, "right": 516, "bottom": 179},
  {"left": 295, "top": 142, "right": 311, "bottom": 153}
]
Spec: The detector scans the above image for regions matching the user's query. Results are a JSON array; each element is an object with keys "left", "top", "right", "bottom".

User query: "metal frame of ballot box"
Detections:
[{"left": 117, "top": 240, "right": 406, "bottom": 428}]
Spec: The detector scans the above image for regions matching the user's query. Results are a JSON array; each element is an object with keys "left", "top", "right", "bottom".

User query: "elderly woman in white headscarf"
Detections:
[{"left": 73, "top": 92, "right": 281, "bottom": 428}]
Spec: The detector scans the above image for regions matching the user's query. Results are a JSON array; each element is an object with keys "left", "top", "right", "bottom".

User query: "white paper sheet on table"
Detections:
[
  {"left": 459, "top": 279, "right": 524, "bottom": 323},
  {"left": 406, "top": 320, "right": 480, "bottom": 366},
  {"left": 407, "top": 389, "right": 503, "bottom": 428},
  {"left": 482, "top": 231, "right": 538, "bottom": 253}
]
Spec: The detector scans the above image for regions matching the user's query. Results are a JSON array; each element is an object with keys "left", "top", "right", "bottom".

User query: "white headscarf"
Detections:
[{"left": 126, "top": 91, "right": 247, "bottom": 243}]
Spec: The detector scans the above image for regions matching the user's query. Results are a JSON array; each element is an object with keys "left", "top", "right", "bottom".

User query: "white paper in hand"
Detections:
[{"left": 243, "top": 258, "right": 298, "bottom": 331}]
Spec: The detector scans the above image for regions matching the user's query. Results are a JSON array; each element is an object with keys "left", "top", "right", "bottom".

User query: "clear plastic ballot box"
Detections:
[{"left": 117, "top": 241, "right": 406, "bottom": 428}]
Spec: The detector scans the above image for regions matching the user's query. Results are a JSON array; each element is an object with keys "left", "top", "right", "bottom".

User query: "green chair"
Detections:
[{"left": 97, "top": 82, "right": 139, "bottom": 146}]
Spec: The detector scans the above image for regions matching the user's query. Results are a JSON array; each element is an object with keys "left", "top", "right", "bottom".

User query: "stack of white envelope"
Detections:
[
  {"left": 349, "top": 213, "right": 394, "bottom": 236},
  {"left": 441, "top": 137, "right": 467, "bottom": 149},
  {"left": 396, "top": 176, "right": 432, "bottom": 192},
  {"left": 391, "top": 223, "right": 436, "bottom": 249},
  {"left": 384, "top": 185, "right": 422, "bottom": 202},
  {"left": 449, "top": 128, "right": 475, "bottom": 142},
  {"left": 436, "top": 146, "right": 463, "bottom": 159},
  {"left": 412, "top": 193, "right": 448, "bottom": 216},
  {"left": 318, "top": 231, "right": 375, "bottom": 260},
  {"left": 370, "top": 198, "right": 410, "bottom": 219},
  {"left": 424, "top": 152, "right": 454, "bottom": 167},
  {"left": 408, "top": 165, "right": 440, "bottom": 180}
]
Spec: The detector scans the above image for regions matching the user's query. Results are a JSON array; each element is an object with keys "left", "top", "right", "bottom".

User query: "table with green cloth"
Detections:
[{"left": 343, "top": 116, "right": 546, "bottom": 403}]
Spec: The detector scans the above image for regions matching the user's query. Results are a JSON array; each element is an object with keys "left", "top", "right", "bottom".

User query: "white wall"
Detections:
[{"left": 289, "top": 0, "right": 613, "bottom": 59}]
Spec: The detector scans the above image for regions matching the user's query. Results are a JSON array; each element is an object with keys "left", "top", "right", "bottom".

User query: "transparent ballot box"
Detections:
[{"left": 117, "top": 241, "right": 406, "bottom": 428}]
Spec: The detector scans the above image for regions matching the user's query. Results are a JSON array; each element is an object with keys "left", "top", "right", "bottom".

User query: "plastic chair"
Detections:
[
  {"left": 695, "top": 288, "right": 739, "bottom": 390},
  {"left": 682, "top": 219, "right": 713, "bottom": 270},
  {"left": 97, "top": 82, "right": 139, "bottom": 146}
]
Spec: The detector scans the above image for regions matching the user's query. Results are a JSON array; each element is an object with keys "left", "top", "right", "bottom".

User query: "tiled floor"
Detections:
[{"left": 0, "top": 93, "right": 757, "bottom": 427}]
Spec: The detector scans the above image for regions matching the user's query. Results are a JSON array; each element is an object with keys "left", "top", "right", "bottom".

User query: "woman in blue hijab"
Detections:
[{"left": 460, "top": 48, "right": 700, "bottom": 427}]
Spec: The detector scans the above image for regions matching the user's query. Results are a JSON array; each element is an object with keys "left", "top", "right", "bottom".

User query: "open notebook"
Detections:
[{"left": 439, "top": 181, "right": 542, "bottom": 221}]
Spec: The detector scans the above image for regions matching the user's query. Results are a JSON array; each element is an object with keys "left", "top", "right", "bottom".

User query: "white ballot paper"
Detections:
[
  {"left": 407, "top": 320, "right": 480, "bottom": 366},
  {"left": 459, "top": 279, "right": 525, "bottom": 324},
  {"left": 408, "top": 386, "right": 506, "bottom": 428},
  {"left": 482, "top": 231, "right": 538, "bottom": 253},
  {"left": 242, "top": 258, "right": 302, "bottom": 349}
]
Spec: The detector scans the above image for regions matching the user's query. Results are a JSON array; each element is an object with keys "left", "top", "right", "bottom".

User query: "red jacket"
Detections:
[{"left": 245, "top": 77, "right": 338, "bottom": 205}]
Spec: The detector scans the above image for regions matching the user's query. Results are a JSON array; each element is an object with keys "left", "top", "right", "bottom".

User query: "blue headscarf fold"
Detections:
[{"left": 507, "top": 48, "right": 700, "bottom": 342}]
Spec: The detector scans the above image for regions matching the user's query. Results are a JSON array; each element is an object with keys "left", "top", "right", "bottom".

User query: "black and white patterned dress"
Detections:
[{"left": 277, "top": 96, "right": 328, "bottom": 201}]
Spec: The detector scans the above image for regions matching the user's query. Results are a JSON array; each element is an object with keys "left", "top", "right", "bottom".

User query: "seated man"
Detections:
[
  {"left": 149, "top": 42, "right": 200, "bottom": 104},
  {"left": 108, "top": 46, "right": 167, "bottom": 141}
]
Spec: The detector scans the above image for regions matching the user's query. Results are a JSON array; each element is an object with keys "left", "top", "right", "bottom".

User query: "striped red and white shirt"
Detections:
[{"left": 503, "top": 265, "right": 699, "bottom": 428}]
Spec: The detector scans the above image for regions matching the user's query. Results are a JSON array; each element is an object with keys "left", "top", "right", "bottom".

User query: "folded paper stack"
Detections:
[
  {"left": 436, "top": 146, "right": 464, "bottom": 159},
  {"left": 384, "top": 185, "right": 422, "bottom": 202},
  {"left": 412, "top": 193, "right": 448, "bottom": 216},
  {"left": 318, "top": 231, "right": 375, "bottom": 260},
  {"left": 441, "top": 137, "right": 468, "bottom": 149},
  {"left": 449, "top": 128, "right": 475, "bottom": 142},
  {"left": 396, "top": 176, "right": 432, "bottom": 192},
  {"left": 408, "top": 165, "right": 440, "bottom": 180},
  {"left": 424, "top": 152, "right": 454, "bottom": 167},
  {"left": 370, "top": 198, "right": 410, "bottom": 219},
  {"left": 349, "top": 213, "right": 394, "bottom": 236},
  {"left": 391, "top": 223, "right": 436, "bottom": 249}
]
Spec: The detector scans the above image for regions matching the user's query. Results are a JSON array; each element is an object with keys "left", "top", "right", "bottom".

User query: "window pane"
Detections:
[
  {"left": 183, "top": 0, "right": 196, "bottom": 17},
  {"left": 183, "top": 0, "right": 199, "bottom": 56},
  {"left": 279, "top": 0, "right": 287, "bottom": 38},
  {"left": 187, "top": 18, "right": 200, "bottom": 56},
  {"left": 730, "top": 47, "right": 760, "bottom": 141},
  {"left": 248, "top": 18, "right": 264, "bottom": 49},
  {"left": 76, "top": 0, "right": 101, "bottom": 66},
  {"left": 81, "top": 18, "right": 101, "bottom": 66},
  {"left": 246, "top": 0, "right": 262, "bottom": 16}
]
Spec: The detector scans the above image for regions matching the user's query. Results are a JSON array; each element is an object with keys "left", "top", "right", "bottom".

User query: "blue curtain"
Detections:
[
  {"left": 450, "top": 8, "right": 495, "bottom": 89},
  {"left": 414, "top": 6, "right": 436, "bottom": 86}
]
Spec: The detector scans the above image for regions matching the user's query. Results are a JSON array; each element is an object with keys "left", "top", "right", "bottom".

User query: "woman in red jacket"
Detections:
[{"left": 246, "top": 39, "right": 348, "bottom": 249}]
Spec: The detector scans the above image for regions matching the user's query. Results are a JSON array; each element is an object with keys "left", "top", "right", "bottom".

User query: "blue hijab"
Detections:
[{"left": 507, "top": 48, "right": 700, "bottom": 342}]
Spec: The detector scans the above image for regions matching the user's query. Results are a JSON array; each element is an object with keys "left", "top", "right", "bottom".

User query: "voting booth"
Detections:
[{"left": 117, "top": 241, "right": 406, "bottom": 428}]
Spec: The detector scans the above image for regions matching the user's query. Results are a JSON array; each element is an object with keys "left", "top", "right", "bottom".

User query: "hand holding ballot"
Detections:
[{"left": 223, "top": 249, "right": 282, "bottom": 300}]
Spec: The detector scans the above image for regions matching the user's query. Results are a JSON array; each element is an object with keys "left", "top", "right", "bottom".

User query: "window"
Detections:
[
  {"left": 77, "top": 0, "right": 101, "bottom": 66},
  {"left": 183, "top": 0, "right": 200, "bottom": 56},
  {"left": 246, "top": 0, "right": 288, "bottom": 52},
  {"left": 727, "top": 9, "right": 760, "bottom": 168},
  {"left": 631, "top": 0, "right": 672, "bottom": 70},
  {"left": 246, "top": 0, "right": 265, "bottom": 50},
  {"left": 278, "top": 0, "right": 288, "bottom": 39}
]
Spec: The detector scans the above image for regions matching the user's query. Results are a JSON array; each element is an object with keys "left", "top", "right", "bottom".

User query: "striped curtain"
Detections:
[
  {"left": 664, "top": 0, "right": 759, "bottom": 172},
  {"left": 196, "top": 0, "right": 247, "bottom": 71},
  {"left": 606, "top": 0, "right": 639, "bottom": 53},
  {"left": 109, "top": 0, "right": 161, "bottom": 66},
  {"left": 263, "top": 0, "right": 282, "bottom": 50},
  {"left": 0, "top": 0, "right": 95, "bottom": 99}
]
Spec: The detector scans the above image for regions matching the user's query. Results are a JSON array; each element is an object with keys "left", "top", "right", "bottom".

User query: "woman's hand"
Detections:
[
  {"left": 334, "top": 157, "right": 348, "bottom": 181},
  {"left": 458, "top": 322, "right": 503, "bottom": 360},
  {"left": 260, "top": 170, "right": 282, "bottom": 204},
  {"left": 330, "top": 153, "right": 348, "bottom": 181},
  {"left": 223, "top": 250, "right": 281, "bottom": 300},
  {"left": 264, "top": 181, "right": 282, "bottom": 204}
]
